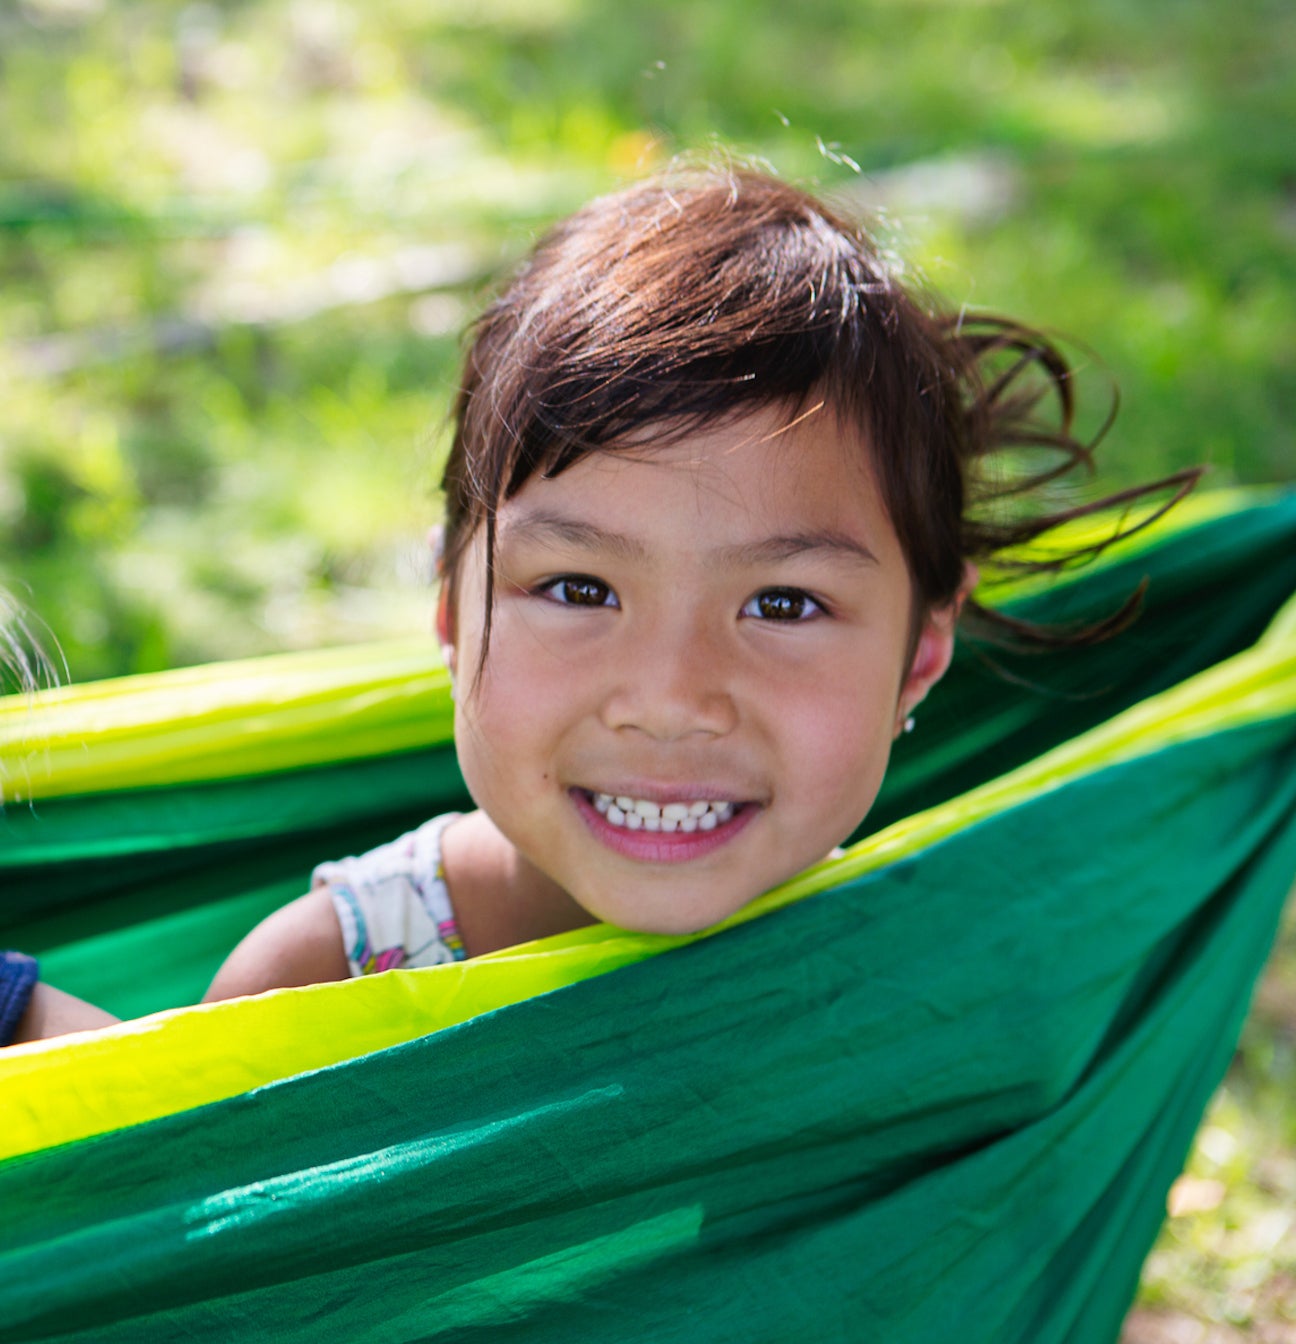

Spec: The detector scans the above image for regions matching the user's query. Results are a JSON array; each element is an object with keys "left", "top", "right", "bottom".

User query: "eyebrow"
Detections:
[
  {"left": 500, "top": 510, "right": 649, "bottom": 562},
  {"left": 501, "top": 509, "right": 878, "bottom": 569},
  {"left": 715, "top": 531, "right": 879, "bottom": 569}
]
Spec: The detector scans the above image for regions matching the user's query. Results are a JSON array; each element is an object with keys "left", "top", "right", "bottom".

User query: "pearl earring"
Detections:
[{"left": 903, "top": 715, "right": 915, "bottom": 734}]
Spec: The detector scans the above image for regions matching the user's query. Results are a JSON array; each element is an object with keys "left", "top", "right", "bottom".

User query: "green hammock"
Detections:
[{"left": 1, "top": 490, "right": 1294, "bottom": 1343}]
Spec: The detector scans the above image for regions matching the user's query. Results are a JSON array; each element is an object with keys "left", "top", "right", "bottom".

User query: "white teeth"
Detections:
[{"left": 589, "top": 792, "right": 740, "bottom": 832}]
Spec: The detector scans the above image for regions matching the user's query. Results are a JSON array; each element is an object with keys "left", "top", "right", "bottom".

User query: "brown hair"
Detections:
[{"left": 440, "top": 166, "right": 1197, "bottom": 665}]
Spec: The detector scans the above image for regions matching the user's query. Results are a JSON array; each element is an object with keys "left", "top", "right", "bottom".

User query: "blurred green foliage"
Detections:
[
  {"left": 1, "top": 0, "right": 1292, "bottom": 684},
  {"left": 2, "top": 1, "right": 1295, "bottom": 1332}
]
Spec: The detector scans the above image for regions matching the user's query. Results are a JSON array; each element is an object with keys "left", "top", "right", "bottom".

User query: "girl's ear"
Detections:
[
  {"left": 435, "top": 582, "right": 456, "bottom": 677},
  {"left": 894, "top": 563, "right": 978, "bottom": 738}
]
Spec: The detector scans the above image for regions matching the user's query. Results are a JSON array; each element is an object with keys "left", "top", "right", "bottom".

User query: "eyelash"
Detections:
[{"left": 536, "top": 577, "right": 826, "bottom": 622}]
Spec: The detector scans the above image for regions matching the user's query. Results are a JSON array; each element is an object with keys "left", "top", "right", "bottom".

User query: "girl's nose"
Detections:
[{"left": 599, "top": 620, "right": 738, "bottom": 742}]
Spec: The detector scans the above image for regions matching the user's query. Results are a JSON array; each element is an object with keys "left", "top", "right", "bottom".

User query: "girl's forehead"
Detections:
[{"left": 505, "top": 405, "right": 894, "bottom": 550}]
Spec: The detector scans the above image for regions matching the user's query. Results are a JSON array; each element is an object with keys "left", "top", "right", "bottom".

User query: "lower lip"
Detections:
[{"left": 571, "top": 790, "right": 758, "bottom": 864}]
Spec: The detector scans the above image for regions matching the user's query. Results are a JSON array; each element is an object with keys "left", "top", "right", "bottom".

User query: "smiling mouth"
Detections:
[
  {"left": 575, "top": 789, "right": 748, "bottom": 832},
  {"left": 571, "top": 787, "right": 758, "bottom": 863}
]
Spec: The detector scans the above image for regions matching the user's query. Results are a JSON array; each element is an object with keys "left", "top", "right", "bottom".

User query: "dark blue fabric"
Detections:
[{"left": 0, "top": 951, "right": 38, "bottom": 1046}]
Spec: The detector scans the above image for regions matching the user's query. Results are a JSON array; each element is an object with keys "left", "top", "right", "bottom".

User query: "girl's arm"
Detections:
[
  {"left": 203, "top": 887, "right": 350, "bottom": 1002},
  {"left": 10, "top": 983, "right": 118, "bottom": 1044}
]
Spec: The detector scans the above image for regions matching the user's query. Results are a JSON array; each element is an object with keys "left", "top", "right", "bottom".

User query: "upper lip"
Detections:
[{"left": 574, "top": 781, "right": 760, "bottom": 805}]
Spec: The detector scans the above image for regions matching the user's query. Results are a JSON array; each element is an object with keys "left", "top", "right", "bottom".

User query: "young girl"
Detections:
[{"left": 2, "top": 165, "right": 1194, "bottom": 1045}]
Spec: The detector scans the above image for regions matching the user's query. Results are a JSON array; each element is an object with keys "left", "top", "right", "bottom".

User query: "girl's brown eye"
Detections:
[
  {"left": 546, "top": 576, "right": 617, "bottom": 607},
  {"left": 742, "top": 588, "right": 823, "bottom": 621}
]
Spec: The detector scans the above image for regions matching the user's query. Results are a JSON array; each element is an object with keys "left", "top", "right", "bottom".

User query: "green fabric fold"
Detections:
[{"left": 2, "top": 717, "right": 1293, "bottom": 1342}]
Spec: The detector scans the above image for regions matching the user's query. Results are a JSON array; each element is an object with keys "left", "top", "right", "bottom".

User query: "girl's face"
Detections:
[{"left": 443, "top": 404, "right": 960, "bottom": 935}]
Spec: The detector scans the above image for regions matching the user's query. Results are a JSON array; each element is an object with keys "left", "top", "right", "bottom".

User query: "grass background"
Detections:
[{"left": 2, "top": 1, "right": 1294, "bottom": 1335}]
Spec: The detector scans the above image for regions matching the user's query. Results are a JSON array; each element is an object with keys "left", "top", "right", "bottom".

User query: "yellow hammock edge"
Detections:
[
  {"left": 0, "top": 639, "right": 453, "bottom": 805},
  {"left": 2, "top": 600, "right": 1292, "bottom": 1166}
]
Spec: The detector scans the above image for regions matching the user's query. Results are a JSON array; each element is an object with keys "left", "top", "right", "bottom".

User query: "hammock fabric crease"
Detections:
[{"left": 0, "top": 490, "right": 1294, "bottom": 1343}]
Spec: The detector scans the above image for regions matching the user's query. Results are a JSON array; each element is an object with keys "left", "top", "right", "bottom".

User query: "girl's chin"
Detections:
[{"left": 570, "top": 885, "right": 759, "bottom": 938}]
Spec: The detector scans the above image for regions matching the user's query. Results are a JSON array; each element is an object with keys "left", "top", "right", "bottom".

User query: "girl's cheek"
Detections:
[{"left": 798, "top": 685, "right": 896, "bottom": 796}]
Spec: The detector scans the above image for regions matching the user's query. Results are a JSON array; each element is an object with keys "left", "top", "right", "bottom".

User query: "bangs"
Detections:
[{"left": 457, "top": 171, "right": 906, "bottom": 504}]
